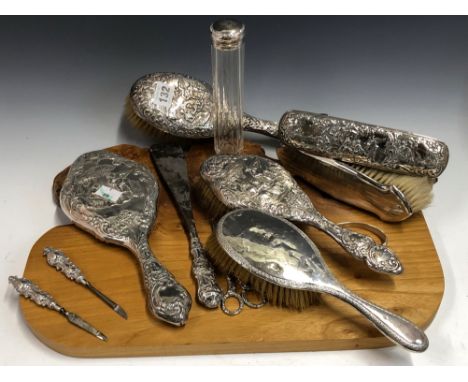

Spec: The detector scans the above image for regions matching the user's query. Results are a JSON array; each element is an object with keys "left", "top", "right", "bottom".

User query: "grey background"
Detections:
[{"left": 0, "top": 16, "right": 467, "bottom": 365}]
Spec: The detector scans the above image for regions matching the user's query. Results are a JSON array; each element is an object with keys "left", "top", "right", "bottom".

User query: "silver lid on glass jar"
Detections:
[{"left": 210, "top": 19, "right": 245, "bottom": 50}]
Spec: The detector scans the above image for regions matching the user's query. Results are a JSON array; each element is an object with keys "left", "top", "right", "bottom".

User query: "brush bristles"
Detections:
[
  {"left": 205, "top": 233, "right": 321, "bottom": 310},
  {"left": 280, "top": 147, "right": 433, "bottom": 213},
  {"left": 195, "top": 165, "right": 321, "bottom": 309},
  {"left": 124, "top": 96, "right": 193, "bottom": 145},
  {"left": 193, "top": 176, "right": 231, "bottom": 220},
  {"left": 352, "top": 165, "right": 434, "bottom": 212}
]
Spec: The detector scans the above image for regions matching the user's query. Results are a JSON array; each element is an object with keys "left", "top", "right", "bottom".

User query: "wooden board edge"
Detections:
[
  {"left": 16, "top": 308, "right": 396, "bottom": 358},
  {"left": 18, "top": 225, "right": 445, "bottom": 358}
]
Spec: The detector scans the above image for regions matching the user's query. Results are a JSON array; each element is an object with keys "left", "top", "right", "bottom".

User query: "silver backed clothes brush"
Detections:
[
  {"left": 126, "top": 72, "right": 449, "bottom": 178},
  {"left": 277, "top": 147, "right": 436, "bottom": 222},
  {"left": 59, "top": 150, "right": 192, "bottom": 326},
  {"left": 149, "top": 143, "right": 223, "bottom": 309},
  {"left": 43, "top": 247, "right": 128, "bottom": 319},
  {"left": 196, "top": 154, "right": 403, "bottom": 276},
  {"left": 206, "top": 209, "right": 429, "bottom": 352},
  {"left": 8, "top": 276, "right": 107, "bottom": 341}
]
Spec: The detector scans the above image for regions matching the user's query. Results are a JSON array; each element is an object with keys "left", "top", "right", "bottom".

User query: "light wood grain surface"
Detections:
[{"left": 20, "top": 143, "right": 444, "bottom": 357}]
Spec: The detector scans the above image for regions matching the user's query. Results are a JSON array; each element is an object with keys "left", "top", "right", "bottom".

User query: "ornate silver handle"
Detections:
[
  {"left": 133, "top": 240, "right": 192, "bottom": 326},
  {"left": 43, "top": 247, "right": 128, "bottom": 319},
  {"left": 243, "top": 114, "right": 279, "bottom": 138},
  {"left": 149, "top": 144, "right": 222, "bottom": 309},
  {"left": 8, "top": 276, "right": 62, "bottom": 311},
  {"left": 9, "top": 275, "right": 108, "bottom": 341},
  {"left": 190, "top": 241, "right": 223, "bottom": 308},
  {"left": 329, "top": 284, "right": 429, "bottom": 352},
  {"left": 43, "top": 247, "right": 87, "bottom": 285},
  {"left": 338, "top": 222, "right": 388, "bottom": 246},
  {"left": 308, "top": 215, "right": 403, "bottom": 275}
]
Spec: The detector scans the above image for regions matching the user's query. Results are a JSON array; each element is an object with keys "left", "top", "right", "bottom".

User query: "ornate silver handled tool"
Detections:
[
  {"left": 43, "top": 247, "right": 128, "bottom": 319},
  {"left": 215, "top": 209, "right": 429, "bottom": 352},
  {"left": 200, "top": 155, "right": 403, "bottom": 275},
  {"left": 8, "top": 276, "right": 107, "bottom": 341},
  {"left": 150, "top": 144, "right": 222, "bottom": 309},
  {"left": 59, "top": 150, "right": 192, "bottom": 326},
  {"left": 128, "top": 72, "right": 448, "bottom": 177},
  {"left": 220, "top": 275, "right": 267, "bottom": 316}
]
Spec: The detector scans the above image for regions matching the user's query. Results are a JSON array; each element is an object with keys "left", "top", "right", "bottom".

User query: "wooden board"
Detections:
[{"left": 20, "top": 143, "right": 444, "bottom": 357}]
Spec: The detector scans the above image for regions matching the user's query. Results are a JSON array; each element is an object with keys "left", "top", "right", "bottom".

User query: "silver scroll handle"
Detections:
[
  {"left": 8, "top": 276, "right": 107, "bottom": 341},
  {"left": 338, "top": 222, "right": 388, "bottom": 246},
  {"left": 328, "top": 283, "right": 429, "bottom": 352},
  {"left": 132, "top": 240, "right": 192, "bottom": 326},
  {"left": 42, "top": 247, "right": 128, "bottom": 319},
  {"left": 149, "top": 143, "right": 222, "bottom": 309},
  {"left": 190, "top": 243, "right": 223, "bottom": 308},
  {"left": 311, "top": 215, "right": 402, "bottom": 275},
  {"left": 243, "top": 114, "right": 279, "bottom": 138}
]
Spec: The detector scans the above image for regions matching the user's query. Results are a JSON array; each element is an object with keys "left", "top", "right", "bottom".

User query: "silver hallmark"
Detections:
[{"left": 43, "top": 247, "right": 128, "bottom": 319}]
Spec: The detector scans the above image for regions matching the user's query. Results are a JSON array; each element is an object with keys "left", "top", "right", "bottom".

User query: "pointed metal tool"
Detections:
[
  {"left": 43, "top": 247, "right": 128, "bottom": 320},
  {"left": 8, "top": 276, "right": 108, "bottom": 341},
  {"left": 150, "top": 143, "right": 223, "bottom": 309}
]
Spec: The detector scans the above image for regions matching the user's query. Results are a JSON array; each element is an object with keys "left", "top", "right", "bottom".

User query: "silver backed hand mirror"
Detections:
[
  {"left": 201, "top": 155, "right": 403, "bottom": 275},
  {"left": 59, "top": 150, "right": 192, "bottom": 326},
  {"left": 216, "top": 209, "right": 428, "bottom": 352}
]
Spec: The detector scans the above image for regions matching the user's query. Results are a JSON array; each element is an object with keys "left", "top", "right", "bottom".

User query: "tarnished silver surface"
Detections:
[
  {"left": 150, "top": 144, "right": 222, "bottom": 309},
  {"left": 8, "top": 276, "right": 107, "bottom": 341},
  {"left": 42, "top": 247, "right": 128, "bottom": 319},
  {"left": 129, "top": 72, "right": 278, "bottom": 139},
  {"left": 59, "top": 150, "right": 191, "bottom": 326},
  {"left": 277, "top": 147, "right": 414, "bottom": 222},
  {"left": 216, "top": 209, "right": 429, "bottom": 352},
  {"left": 279, "top": 110, "right": 449, "bottom": 178},
  {"left": 338, "top": 222, "right": 388, "bottom": 246},
  {"left": 201, "top": 155, "right": 402, "bottom": 275}
]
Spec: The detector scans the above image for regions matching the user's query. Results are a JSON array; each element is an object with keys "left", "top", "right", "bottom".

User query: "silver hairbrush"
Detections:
[{"left": 127, "top": 72, "right": 448, "bottom": 177}]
